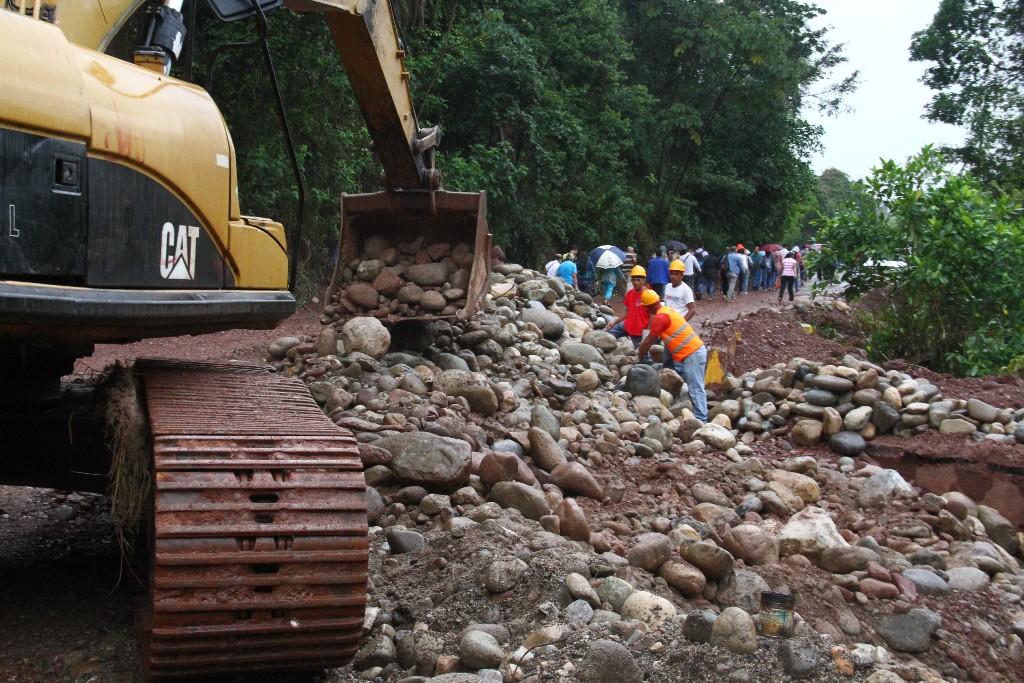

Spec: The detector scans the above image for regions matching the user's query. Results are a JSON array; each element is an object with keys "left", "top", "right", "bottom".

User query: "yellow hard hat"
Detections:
[
  {"left": 669, "top": 259, "right": 686, "bottom": 272},
  {"left": 640, "top": 289, "right": 660, "bottom": 306},
  {"left": 630, "top": 265, "right": 647, "bottom": 277}
]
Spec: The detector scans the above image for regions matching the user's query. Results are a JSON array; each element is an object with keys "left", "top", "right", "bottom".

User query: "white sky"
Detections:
[{"left": 803, "top": 1, "right": 967, "bottom": 180}]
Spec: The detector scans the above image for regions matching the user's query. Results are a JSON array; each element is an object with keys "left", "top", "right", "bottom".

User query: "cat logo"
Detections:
[{"left": 160, "top": 222, "right": 199, "bottom": 280}]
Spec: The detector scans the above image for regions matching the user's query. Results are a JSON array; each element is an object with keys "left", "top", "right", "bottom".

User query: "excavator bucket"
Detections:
[{"left": 324, "top": 190, "right": 491, "bottom": 325}]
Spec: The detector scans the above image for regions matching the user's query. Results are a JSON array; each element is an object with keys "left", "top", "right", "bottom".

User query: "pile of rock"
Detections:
[
  {"left": 719, "top": 358, "right": 1024, "bottom": 456},
  {"left": 263, "top": 262, "right": 1024, "bottom": 682},
  {"left": 322, "top": 235, "right": 478, "bottom": 323}
]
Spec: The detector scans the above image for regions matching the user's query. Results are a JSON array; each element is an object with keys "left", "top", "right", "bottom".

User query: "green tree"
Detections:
[
  {"left": 816, "top": 147, "right": 1024, "bottom": 375},
  {"left": 911, "top": 0, "right": 1024, "bottom": 187},
  {"left": 793, "top": 167, "right": 859, "bottom": 243},
  {"left": 620, "top": 0, "right": 851, "bottom": 248},
  {"left": 410, "top": 1, "right": 651, "bottom": 266}
]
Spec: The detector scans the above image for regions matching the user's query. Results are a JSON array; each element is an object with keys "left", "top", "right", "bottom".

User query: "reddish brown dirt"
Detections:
[
  {"left": 70, "top": 304, "right": 323, "bottom": 379},
  {"left": 4, "top": 282, "right": 1016, "bottom": 683}
]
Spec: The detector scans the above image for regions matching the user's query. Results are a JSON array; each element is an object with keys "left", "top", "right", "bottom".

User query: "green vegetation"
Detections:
[
  {"left": 814, "top": 147, "right": 1024, "bottom": 376},
  {"left": 184, "top": 0, "right": 852, "bottom": 285},
  {"left": 911, "top": 0, "right": 1024, "bottom": 188}
]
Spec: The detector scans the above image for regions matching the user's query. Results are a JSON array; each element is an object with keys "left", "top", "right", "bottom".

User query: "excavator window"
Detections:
[{"left": 207, "top": 0, "right": 282, "bottom": 23}]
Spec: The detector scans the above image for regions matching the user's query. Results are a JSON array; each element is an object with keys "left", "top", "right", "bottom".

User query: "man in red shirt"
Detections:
[
  {"left": 607, "top": 265, "right": 652, "bottom": 362},
  {"left": 635, "top": 289, "right": 708, "bottom": 421}
]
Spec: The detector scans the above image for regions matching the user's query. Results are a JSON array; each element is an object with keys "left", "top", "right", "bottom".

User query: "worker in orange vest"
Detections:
[{"left": 635, "top": 289, "right": 708, "bottom": 422}]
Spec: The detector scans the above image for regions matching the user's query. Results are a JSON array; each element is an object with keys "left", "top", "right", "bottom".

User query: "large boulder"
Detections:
[
  {"left": 438, "top": 369, "right": 499, "bottom": 415},
  {"left": 340, "top": 317, "right": 391, "bottom": 358},
  {"left": 376, "top": 432, "right": 472, "bottom": 491},
  {"left": 778, "top": 506, "right": 848, "bottom": 559}
]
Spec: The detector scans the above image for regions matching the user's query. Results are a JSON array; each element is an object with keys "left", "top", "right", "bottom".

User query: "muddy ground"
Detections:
[{"left": 2, "top": 283, "right": 1023, "bottom": 682}]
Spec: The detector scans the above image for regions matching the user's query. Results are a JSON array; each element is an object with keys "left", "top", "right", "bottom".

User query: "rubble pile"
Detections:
[
  {"left": 322, "top": 236, "right": 477, "bottom": 323},
  {"left": 262, "top": 262, "right": 1024, "bottom": 683}
]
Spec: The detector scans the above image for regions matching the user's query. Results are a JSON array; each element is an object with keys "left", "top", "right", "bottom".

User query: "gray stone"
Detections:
[
  {"left": 946, "top": 566, "right": 990, "bottom": 591},
  {"left": 871, "top": 401, "right": 900, "bottom": 433},
  {"left": 810, "top": 375, "right": 855, "bottom": 393},
  {"left": 858, "top": 470, "right": 913, "bottom": 508},
  {"left": 385, "top": 528, "right": 426, "bottom": 554},
  {"left": 438, "top": 369, "right": 499, "bottom": 415},
  {"left": 626, "top": 532, "right": 674, "bottom": 573},
  {"left": 268, "top": 336, "right": 301, "bottom": 360},
  {"left": 843, "top": 405, "right": 874, "bottom": 431},
  {"left": 340, "top": 317, "right": 391, "bottom": 358},
  {"left": 829, "top": 431, "right": 866, "bottom": 456},
  {"left": 681, "top": 540, "right": 734, "bottom": 580},
  {"left": 436, "top": 353, "right": 470, "bottom": 371},
  {"left": 527, "top": 427, "right": 568, "bottom": 472},
  {"left": 804, "top": 389, "right": 838, "bottom": 407},
  {"left": 624, "top": 364, "right": 661, "bottom": 398},
  {"left": 875, "top": 608, "right": 941, "bottom": 653},
  {"left": 561, "top": 342, "right": 605, "bottom": 365},
  {"left": 565, "top": 599, "right": 595, "bottom": 626},
  {"left": 520, "top": 308, "right": 565, "bottom": 340},
  {"left": 459, "top": 630, "right": 504, "bottom": 670},
  {"left": 531, "top": 405, "right": 561, "bottom": 441},
  {"left": 596, "top": 576, "right": 634, "bottom": 612},
  {"left": 939, "top": 418, "right": 977, "bottom": 434},
  {"left": 576, "top": 639, "right": 642, "bottom": 683},
  {"left": 694, "top": 424, "right": 737, "bottom": 451},
  {"left": 710, "top": 606, "right": 758, "bottom": 655},
  {"left": 683, "top": 609, "right": 718, "bottom": 643},
  {"left": 487, "top": 482, "right": 551, "bottom": 521},
  {"left": 377, "top": 432, "right": 473, "bottom": 491},
  {"left": 779, "top": 638, "right": 819, "bottom": 679},
  {"left": 484, "top": 557, "right": 528, "bottom": 593},
  {"left": 967, "top": 398, "right": 999, "bottom": 423},
  {"left": 978, "top": 505, "right": 1021, "bottom": 556},
  {"left": 352, "top": 633, "right": 397, "bottom": 670},
  {"left": 715, "top": 569, "right": 770, "bottom": 614},
  {"left": 395, "top": 629, "right": 443, "bottom": 675},
  {"left": 819, "top": 546, "right": 879, "bottom": 574}
]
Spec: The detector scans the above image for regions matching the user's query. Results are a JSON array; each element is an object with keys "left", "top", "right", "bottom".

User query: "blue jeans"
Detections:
[
  {"left": 726, "top": 272, "right": 739, "bottom": 300},
  {"left": 664, "top": 346, "right": 708, "bottom": 421},
  {"left": 741, "top": 270, "right": 750, "bottom": 293},
  {"left": 699, "top": 275, "right": 717, "bottom": 299},
  {"left": 753, "top": 268, "right": 764, "bottom": 290},
  {"left": 608, "top": 322, "right": 651, "bottom": 363}
]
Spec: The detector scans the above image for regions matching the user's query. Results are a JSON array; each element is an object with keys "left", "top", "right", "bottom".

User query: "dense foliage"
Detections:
[
  {"left": 814, "top": 148, "right": 1024, "bottom": 376},
  {"left": 181, "top": 1, "right": 851, "bottom": 284},
  {"left": 911, "top": 0, "right": 1024, "bottom": 188}
]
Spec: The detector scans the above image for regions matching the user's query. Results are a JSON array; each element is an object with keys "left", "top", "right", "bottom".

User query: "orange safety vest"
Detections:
[{"left": 656, "top": 306, "right": 703, "bottom": 361}]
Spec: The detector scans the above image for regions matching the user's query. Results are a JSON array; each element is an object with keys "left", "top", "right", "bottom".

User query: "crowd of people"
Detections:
[{"left": 540, "top": 241, "right": 819, "bottom": 423}]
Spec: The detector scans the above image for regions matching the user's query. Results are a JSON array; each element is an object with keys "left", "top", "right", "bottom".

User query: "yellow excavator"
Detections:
[{"left": 0, "top": 0, "right": 489, "bottom": 677}]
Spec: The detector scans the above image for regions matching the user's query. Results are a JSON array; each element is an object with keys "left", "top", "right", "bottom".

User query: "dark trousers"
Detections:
[{"left": 779, "top": 275, "right": 796, "bottom": 301}]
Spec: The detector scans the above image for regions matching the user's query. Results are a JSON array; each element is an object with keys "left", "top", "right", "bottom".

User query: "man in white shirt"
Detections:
[
  {"left": 680, "top": 247, "right": 701, "bottom": 292},
  {"left": 664, "top": 260, "right": 697, "bottom": 321},
  {"left": 544, "top": 253, "right": 561, "bottom": 278}
]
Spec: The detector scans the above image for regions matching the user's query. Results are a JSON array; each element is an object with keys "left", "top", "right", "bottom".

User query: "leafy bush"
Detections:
[{"left": 815, "top": 147, "right": 1024, "bottom": 376}]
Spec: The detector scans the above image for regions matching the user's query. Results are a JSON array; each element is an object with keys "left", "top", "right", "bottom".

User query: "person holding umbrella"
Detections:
[{"left": 589, "top": 245, "right": 628, "bottom": 303}]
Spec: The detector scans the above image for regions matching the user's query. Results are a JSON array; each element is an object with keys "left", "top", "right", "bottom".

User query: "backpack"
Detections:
[{"left": 721, "top": 254, "right": 731, "bottom": 272}]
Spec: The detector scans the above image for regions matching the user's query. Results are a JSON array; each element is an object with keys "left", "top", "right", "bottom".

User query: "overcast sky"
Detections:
[{"left": 803, "top": 1, "right": 967, "bottom": 180}]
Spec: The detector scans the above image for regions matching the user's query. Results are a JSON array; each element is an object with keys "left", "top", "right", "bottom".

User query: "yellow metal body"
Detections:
[{"left": 0, "top": 6, "right": 288, "bottom": 289}]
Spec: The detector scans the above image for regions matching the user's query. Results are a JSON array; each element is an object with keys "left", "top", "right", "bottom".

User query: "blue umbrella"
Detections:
[{"left": 589, "top": 245, "right": 626, "bottom": 270}]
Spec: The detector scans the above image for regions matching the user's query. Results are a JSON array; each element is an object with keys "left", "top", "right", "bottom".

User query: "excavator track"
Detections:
[{"left": 134, "top": 360, "right": 367, "bottom": 679}]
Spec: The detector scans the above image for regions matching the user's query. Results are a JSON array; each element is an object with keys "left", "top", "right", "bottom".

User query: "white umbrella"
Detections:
[{"left": 589, "top": 245, "right": 625, "bottom": 269}]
